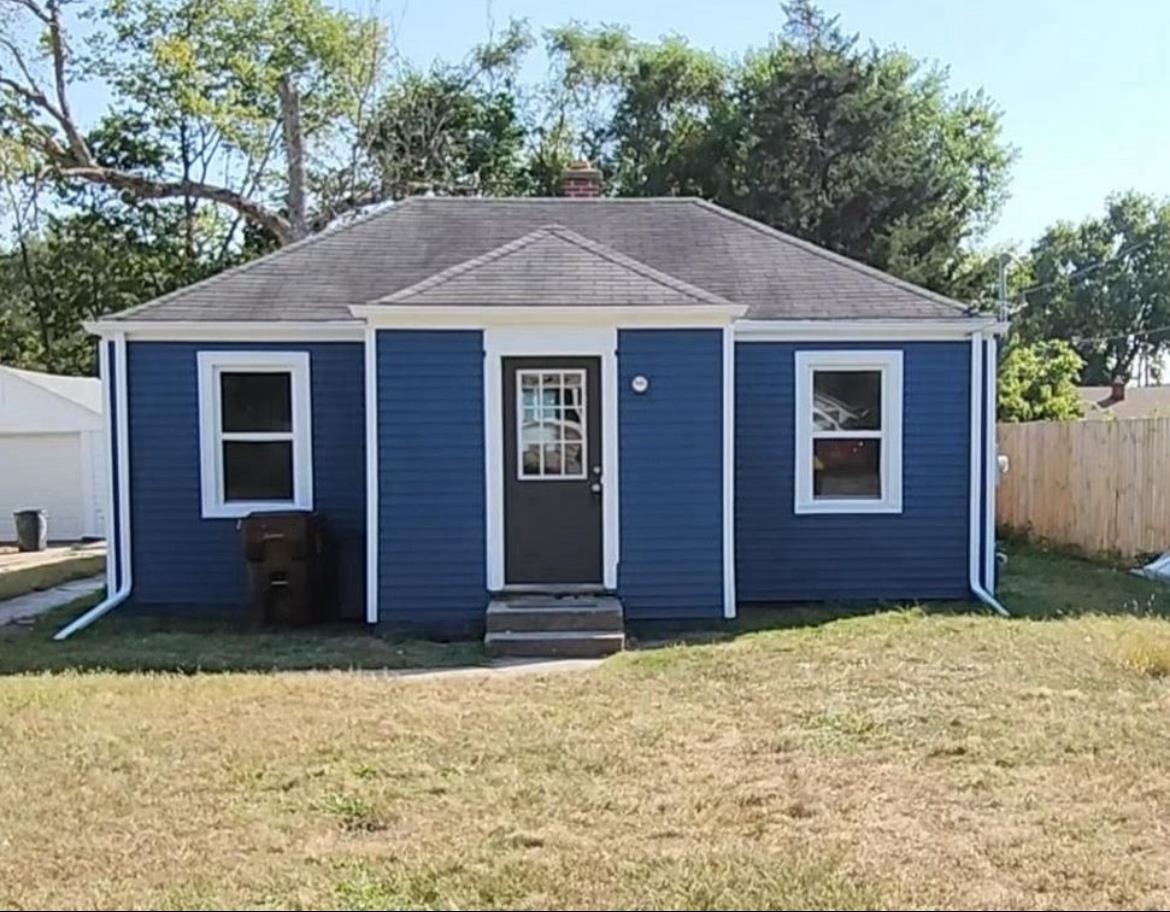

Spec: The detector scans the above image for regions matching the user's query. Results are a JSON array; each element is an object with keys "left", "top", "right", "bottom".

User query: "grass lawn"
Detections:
[
  {"left": 0, "top": 601, "right": 485, "bottom": 674},
  {"left": 2, "top": 543, "right": 1170, "bottom": 909}
]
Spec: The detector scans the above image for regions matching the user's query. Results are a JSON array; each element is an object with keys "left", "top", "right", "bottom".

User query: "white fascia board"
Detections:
[
  {"left": 735, "top": 318, "right": 1003, "bottom": 341},
  {"left": 84, "top": 320, "right": 365, "bottom": 341},
  {"left": 350, "top": 304, "right": 746, "bottom": 327}
]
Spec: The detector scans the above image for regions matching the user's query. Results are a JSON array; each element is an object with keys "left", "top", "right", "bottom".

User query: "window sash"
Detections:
[
  {"left": 516, "top": 368, "right": 588, "bottom": 480},
  {"left": 794, "top": 351, "right": 903, "bottom": 515},
  {"left": 197, "top": 352, "right": 313, "bottom": 519}
]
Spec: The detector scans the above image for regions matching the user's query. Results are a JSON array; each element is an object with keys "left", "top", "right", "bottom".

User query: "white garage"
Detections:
[{"left": 0, "top": 366, "right": 106, "bottom": 542}]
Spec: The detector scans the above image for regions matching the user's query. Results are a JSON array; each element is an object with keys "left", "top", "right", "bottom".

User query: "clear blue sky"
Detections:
[{"left": 364, "top": 0, "right": 1170, "bottom": 248}]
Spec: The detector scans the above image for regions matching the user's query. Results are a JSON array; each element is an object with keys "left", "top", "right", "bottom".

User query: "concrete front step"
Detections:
[
  {"left": 484, "top": 594, "right": 625, "bottom": 657},
  {"left": 484, "top": 630, "right": 625, "bottom": 659},
  {"left": 486, "top": 600, "right": 623, "bottom": 633}
]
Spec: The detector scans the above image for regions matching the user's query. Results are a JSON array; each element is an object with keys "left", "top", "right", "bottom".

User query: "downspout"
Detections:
[
  {"left": 968, "top": 332, "right": 1009, "bottom": 617},
  {"left": 984, "top": 334, "right": 999, "bottom": 594},
  {"left": 56, "top": 334, "right": 133, "bottom": 639}
]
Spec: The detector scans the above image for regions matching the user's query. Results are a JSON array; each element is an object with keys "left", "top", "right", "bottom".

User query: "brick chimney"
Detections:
[
  {"left": 561, "top": 160, "right": 602, "bottom": 198},
  {"left": 1110, "top": 378, "right": 1126, "bottom": 402}
]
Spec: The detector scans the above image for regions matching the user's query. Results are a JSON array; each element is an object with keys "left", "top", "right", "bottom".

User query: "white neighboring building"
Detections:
[{"left": 0, "top": 365, "right": 106, "bottom": 541}]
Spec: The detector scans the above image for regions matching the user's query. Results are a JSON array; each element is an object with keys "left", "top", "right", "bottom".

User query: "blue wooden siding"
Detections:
[
  {"left": 126, "top": 341, "right": 367, "bottom": 617},
  {"left": 736, "top": 341, "right": 971, "bottom": 601},
  {"left": 618, "top": 329, "right": 724, "bottom": 620},
  {"left": 376, "top": 330, "right": 486, "bottom": 633}
]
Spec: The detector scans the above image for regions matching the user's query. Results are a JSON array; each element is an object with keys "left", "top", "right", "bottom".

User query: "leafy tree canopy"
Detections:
[
  {"left": 1014, "top": 192, "right": 1170, "bottom": 385},
  {"left": 998, "top": 340, "right": 1085, "bottom": 423}
]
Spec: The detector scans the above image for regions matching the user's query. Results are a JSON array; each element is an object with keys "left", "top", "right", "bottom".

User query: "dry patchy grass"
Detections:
[
  {"left": 3, "top": 545, "right": 1170, "bottom": 909},
  {"left": 2, "top": 609, "right": 1170, "bottom": 909}
]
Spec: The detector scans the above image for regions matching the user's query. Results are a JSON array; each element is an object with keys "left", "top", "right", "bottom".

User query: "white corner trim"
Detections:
[
  {"left": 736, "top": 318, "right": 1002, "bottom": 341},
  {"left": 352, "top": 304, "right": 744, "bottom": 328},
  {"left": 968, "top": 334, "right": 983, "bottom": 593},
  {"left": 793, "top": 350, "right": 904, "bottom": 515},
  {"left": 114, "top": 334, "right": 132, "bottom": 595},
  {"left": 483, "top": 326, "right": 619, "bottom": 591},
  {"left": 364, "top": 328, "right": 379, "bottom": 624},
  {"left": 722, "top": 325, "right": 736, "bottom": 618},
  {"left": 195, "top": 350, "right": 314, "bottom": 519},
  {"left": 84, "top": 320, "right": 364, "bottom": 342},
  {"left": 98, "top": 339, "right": 116, "bottom": 593}
]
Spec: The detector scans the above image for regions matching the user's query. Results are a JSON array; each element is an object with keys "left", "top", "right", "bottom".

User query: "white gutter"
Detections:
[
  {"left": 56, "top": 334, "right": 133, "bottom": 639},
  {"left": 968, "top": 333, "right": 1009, "bottom": 616}
]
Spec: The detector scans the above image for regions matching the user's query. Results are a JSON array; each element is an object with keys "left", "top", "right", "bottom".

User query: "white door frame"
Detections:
[{"left": 484, "top": 326, "right": 619, "bottom": 591}]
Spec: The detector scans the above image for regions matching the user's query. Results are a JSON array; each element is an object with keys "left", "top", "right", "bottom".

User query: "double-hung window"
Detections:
[
  {"left": 197, "top": 351, "right": 313, "bottom": 518},
  {"left": 794, "top": 350, "right": 903, "bottom": 514}
]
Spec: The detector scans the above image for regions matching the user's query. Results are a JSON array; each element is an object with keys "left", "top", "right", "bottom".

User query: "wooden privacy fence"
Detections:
[{"left": 996, "top": 417, "right": 1170, "bottom": 558}]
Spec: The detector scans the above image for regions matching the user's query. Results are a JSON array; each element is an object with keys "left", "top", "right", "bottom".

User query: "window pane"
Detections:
[
  {"left": 221, "top": 372, "right": 292, "bottom": 432},
  {"left": 516, "top": 369, "right": 587, "bottom": 478},
  {"left": 564, "top": 443, "right": 583, "bottom": 475},
  {"left": 813, "top": 438, "right": 880, "bottom": 499},
  {"left": 521, "top": 444, "right": 542, "bottom": 476},
  {"left": 813, "top": 370, "right": 881, "bottom": 430},
  {"left": 223, "top": 441, "right": 293, "bottom": 501}
]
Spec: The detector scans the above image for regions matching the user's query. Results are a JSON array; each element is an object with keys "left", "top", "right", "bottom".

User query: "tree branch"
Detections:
[
  {"left": 43, "top": 0, "right": 88, "bottom": 163},
  {"left": 60, "top": 165, "right": 295, "bottom": 244},
  {"left": 276, "top": 74, "right": 308, "bottom": 241}
]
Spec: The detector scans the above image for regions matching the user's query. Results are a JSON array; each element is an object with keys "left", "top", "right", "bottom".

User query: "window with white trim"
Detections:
[
  {"left": 794, "top": 350, "right": 903, "bottom": 514},
  {"left": 197, "top": 351, "right": 313, "bottom": 518}
]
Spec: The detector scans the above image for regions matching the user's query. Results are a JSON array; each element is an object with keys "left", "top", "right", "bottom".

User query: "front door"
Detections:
[{"left": 502, "top": 357, "right": 603, "bottom": 585}]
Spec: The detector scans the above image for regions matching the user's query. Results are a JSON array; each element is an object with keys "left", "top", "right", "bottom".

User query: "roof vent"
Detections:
[{"left": 561, "top": 160, "right": 602, "bottom": 198}]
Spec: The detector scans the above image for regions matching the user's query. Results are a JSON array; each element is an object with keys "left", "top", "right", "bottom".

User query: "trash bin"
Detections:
[
  {"left": 13, "top": 509, "right": 48, "bottom": 552},
  {"left": 239, "top": 511, "right": 333, "bottom": 625}
]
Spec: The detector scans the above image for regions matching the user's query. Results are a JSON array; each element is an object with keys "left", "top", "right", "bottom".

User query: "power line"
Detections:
[
  {"left": 1069, "top": 323, "right": 1170, "bottom": 346},
  {"left": 1019, "top": 238, "right": 1155, "bottom": 299}
]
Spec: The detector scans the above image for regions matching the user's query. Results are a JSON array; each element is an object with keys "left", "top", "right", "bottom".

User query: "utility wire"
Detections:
[
  {"left": 1019, "top": 238, "right": 1155, "bottom": 298},
  {"left": 1067, "top": 323, "right": 1170, "bottom": 345}
]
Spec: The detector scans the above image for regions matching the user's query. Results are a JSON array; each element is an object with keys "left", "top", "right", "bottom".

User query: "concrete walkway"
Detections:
[
  {"left": 373, "top": 657, "right": 604, "bottom": 682},
  {"left": 0, "top": 574, "right": 104, "bottom": 626}
]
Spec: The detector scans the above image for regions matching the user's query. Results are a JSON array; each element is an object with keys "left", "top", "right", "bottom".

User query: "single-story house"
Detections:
[
  {"left": 1077, "top": 381, "right": 1170, "bottom": 419},
  {"left": 0, "top": 365, "right": 106, "bottom": 541},
  {"left": 59, "top": 163, "right": 1006, "bottom": 647}
]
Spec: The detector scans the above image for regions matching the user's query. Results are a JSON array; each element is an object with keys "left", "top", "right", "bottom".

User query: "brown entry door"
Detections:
[{"left": 503, "top": 357, "right": 603, "bottom": 585}]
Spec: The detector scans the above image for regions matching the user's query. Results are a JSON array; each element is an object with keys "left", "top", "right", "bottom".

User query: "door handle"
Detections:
[{"left": 590, "top": 482, "right": 602, "bottom": 494}]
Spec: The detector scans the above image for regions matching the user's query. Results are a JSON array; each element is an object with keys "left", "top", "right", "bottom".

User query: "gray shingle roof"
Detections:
[
  {"left": 108, "top": 197, "right": 974, "bottom": 322},
  {"left": 381, "top": 225, "right": 740, "bottom": 309}
]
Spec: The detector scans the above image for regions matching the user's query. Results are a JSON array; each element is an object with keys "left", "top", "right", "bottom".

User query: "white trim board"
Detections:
[
  {"left": 353, "top": 305, "right": 745, "bottom": 327},
  {"left": 84, "top": 320, "right": 364, "bottom": 342},
  {"left": 721, "top": 325, "right": 736, "bottom": 618},
  {"left": 114, "top": 334, "right": 132, "bottom": 596},
  {"left": 735, "top": 318, "right": 1004, "bottom": 341},
  {"left": 793, "top": 350, "right": 904, "bottom": 515},
  {"left": 364, "top": 327, "right": 380, "bottom": 624},
  {"left": 483, "top": 327, "right": 620, "bottom": 591},
  {"left": 195, "top": 350, "right": 314, "bottom": 519}
]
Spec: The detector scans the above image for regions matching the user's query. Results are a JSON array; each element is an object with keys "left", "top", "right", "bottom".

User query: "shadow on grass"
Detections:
[
  {"left": 634, "top": 541, "right": 1170, "bottom": 650},
  {"left": 6, "top": 540, "right": 1169, "bottom": 672},
  {"left": 0, "top": 596, "right": 485, "bottom": 676}
]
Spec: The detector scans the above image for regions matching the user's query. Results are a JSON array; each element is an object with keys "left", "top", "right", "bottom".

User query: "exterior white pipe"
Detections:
[
  {"left": 969, "top": 333, "right": 1009, "bottom": 617},
  {"left": 983, "top": 335, "right": 999, "bottom": 593},
  {"left": 56, "top": 334, "right": 133, "bottom": 639}
]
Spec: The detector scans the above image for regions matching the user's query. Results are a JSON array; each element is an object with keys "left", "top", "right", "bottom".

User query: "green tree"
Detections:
[
  {"left": 360, "top": 21, "right": 535, "bottom": 200},
  {"left": 1, "top": 0, "right": 386, "bottom": 244},
  {"left": 1015, "top": 192, "right": 1170, "bottom": 385},
  {"left": 543, "top": 3, "right": 1013, "bottom": 298},
  {"left": 997, "top": 340, "right": 1085, "bottom": 423}
]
